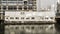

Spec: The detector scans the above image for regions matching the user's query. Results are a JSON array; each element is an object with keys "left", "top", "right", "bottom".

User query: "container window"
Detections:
[
  {"left": 15, "top": 17, "right": 19, "bottom": 19},
  {"left": 31, "top": 17, "right": 35, "bottom": 19},
  {"left": 3, "top": 6, "right": 6, "bottom": 10},
  {"left": 10, "top": 17, "right": 14, "bottom": 19},
  {"left": 24, "top": 6, "right": 27, "bottom": 10},
  {"left": 24, "top": 1, "right": 27, "bottom": 4},
  {"left": 18, "top": 6, "right": 22, "bottom": 10},
  {"left": 28, "top": 6, "right": 32, "bottom": 10},
  {"left": 8, "top": 6, "right": 17, "bottom": 10},
  {"left": 21, "top": 17, "right": 24, "bottom": 19}
]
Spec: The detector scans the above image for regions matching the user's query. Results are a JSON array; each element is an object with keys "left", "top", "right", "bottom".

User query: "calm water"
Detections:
[{"left": 5, "top": 24, "right": 56, "bottom": 34}]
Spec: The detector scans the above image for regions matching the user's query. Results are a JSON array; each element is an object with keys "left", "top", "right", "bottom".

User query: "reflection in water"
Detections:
[
  {"left": 55, "top": 23, "right": 60, "bottom": 34},
  {"left": 5, "top": 24, "right": 56, "bottom": 34}
]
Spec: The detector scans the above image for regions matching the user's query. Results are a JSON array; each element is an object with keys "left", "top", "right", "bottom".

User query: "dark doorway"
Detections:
[{"left": 0, "top": 20, "right": 4, "bottom": 34}]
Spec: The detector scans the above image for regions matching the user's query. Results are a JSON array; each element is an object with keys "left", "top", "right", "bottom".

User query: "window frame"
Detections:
[
  {"left": 10, "top": 17, "right": 14, "bottom": 19},
  {"left": 8, "top": 6, "right": 17, "bottom": 10}
]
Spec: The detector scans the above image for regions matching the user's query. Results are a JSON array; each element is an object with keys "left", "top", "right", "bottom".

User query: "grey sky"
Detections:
[{"left": 40, "top": 0, "right": 57, "bottom": 8}]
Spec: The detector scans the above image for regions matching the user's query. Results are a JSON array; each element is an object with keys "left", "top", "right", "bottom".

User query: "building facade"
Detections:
[
  {"left": 0, "top": 0, "right": 57, "bottom": 34},
  {"left": 2, "top": 0, "right": 56, "bottom": 23}
]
